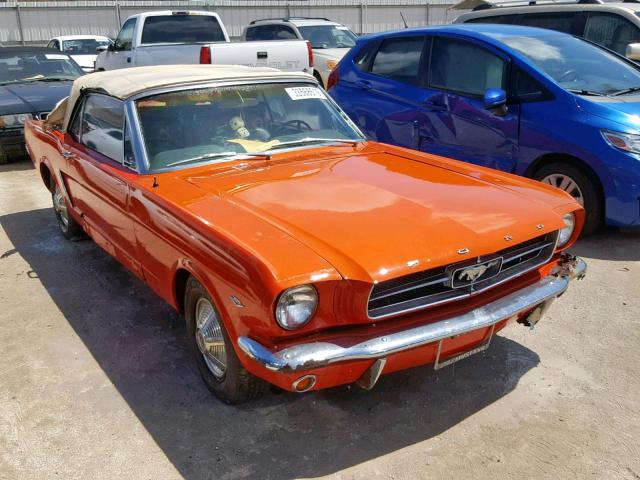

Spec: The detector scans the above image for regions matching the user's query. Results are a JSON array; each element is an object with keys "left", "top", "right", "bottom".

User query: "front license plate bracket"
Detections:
[{"left": 433, "top": 323, "right": 496, "bottom": 370}]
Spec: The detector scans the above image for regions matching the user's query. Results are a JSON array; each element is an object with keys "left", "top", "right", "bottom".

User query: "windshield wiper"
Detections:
[
  {"left": 25, "top": 77, "right": 75, "bottom": 82},
  {"left": 611, "top": 86, "right": 640, "bottom": 96},
  {"left": 567, "top": 89, "right": 608, "bottom": 97},
  {"left": 266, "top": 138, "right": 361, "bottom": 151},
  {"left": 165, "top": 151, "right": 269, "bottom": 168}
]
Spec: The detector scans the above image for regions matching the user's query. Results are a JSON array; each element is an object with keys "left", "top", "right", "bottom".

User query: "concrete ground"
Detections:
[{"left": 1, "top": 161, "right": 639, "bottom": 480}]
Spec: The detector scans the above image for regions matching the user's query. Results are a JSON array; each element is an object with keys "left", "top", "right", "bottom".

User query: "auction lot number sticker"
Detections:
[{"left": 285, "top": 87, "right": 326, "bottom": 101}]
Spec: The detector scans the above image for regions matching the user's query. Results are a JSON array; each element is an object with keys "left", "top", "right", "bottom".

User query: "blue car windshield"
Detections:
[{"left": 496, "top": 33, "right": 640, "bottom": 95}]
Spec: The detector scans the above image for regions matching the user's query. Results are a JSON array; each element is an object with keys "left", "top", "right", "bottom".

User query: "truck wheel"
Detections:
[
  {"left": 51, "top": 179, "right": 84, "bottom": 240},
  {"left": 534, "top": 162, "right": 602, "bottom": 235},
  {"left": 184, "top": 277, "right": 267, "bottom": 404},
  {"left": 314, "top": 72, "right": 325, "bottom": 89}
]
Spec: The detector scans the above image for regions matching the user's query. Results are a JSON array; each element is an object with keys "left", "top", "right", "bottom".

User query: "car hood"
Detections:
[
  {"left": 576, "top": 94, "right": 640, "bottom": 130},
  {"left": 179, "top": 145, "right": 574, "bottom": 283},
  {"left": 70, "top": 55, "right": 97, "bottom": 69},
  {"left": 0, "top": 82, "right": 73, "bottom": 115}
]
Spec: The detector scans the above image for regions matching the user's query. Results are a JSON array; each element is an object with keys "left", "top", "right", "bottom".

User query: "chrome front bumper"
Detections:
[{"left": 238, "top": 255, "right": 587, "bottom": 374}]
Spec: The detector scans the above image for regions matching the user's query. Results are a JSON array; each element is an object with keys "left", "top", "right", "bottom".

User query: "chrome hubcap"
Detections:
[
  {"left": 53, "top": 186, "right": 69, "bottom": 228},
  {"left": 195, "top": 298, "right": 227, "bottom": 380},
  {"left": 541, "top": 173, "right": 584, "bottom": 206}
]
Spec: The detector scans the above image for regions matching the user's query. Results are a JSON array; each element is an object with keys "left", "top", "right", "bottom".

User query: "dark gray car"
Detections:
[{"left": 0, "top": 47, "right": 83, "bottom": 163}]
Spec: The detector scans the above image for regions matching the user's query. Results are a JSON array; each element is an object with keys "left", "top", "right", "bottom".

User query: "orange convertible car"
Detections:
[{"left": 26, "top": 66, "right": 586, "bottom": 404}]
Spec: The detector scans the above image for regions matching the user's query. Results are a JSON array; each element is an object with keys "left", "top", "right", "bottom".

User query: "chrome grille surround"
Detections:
[{"left": 367, "top": 231, "right": 559, "bottom": 319}]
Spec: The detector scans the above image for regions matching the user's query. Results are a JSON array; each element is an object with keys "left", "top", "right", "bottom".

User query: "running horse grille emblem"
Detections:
[{"left": 451, "top": 258, "right": 503, "bottom": 288}]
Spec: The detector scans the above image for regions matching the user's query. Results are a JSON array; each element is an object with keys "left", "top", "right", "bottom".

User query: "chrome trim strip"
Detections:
[
  {"left": 238, "top": 257, "right": 586, "bottom": 373},
  {"left": 502, "top": 241, "right": 554, "bottom": 264},
  {"left": 370, "top": 273, "right": 449, "bottom": 301}
]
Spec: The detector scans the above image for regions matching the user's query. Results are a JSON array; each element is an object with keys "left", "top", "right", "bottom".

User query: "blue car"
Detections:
[{"left": 328, "top": 24, "right": 640, "bottom": 233}]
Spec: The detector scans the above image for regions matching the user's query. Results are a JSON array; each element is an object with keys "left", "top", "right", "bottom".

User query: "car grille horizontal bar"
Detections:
[{"left": 368, "top": 231, "right": 559, "bottom": 319}]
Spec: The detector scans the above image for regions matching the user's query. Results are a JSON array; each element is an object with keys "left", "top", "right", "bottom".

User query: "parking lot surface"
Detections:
[{"left": 1, "top": 161, "right": 639, "bottom": 480}]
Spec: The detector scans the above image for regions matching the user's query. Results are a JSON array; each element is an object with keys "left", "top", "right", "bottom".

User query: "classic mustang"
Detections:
[{"left": 26, "top": 65, "right": 586, "bottom": 404}]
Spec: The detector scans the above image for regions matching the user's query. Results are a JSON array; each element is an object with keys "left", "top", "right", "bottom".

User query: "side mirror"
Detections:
[
  {"left": 96, "top": 45, "right": 109, "bottom": 53},
  {"left": 625, "top": 43, "right": 640, "bottom": 61},
  {"left": 483, "top": 88, "right": 507, "bottom": 110}
]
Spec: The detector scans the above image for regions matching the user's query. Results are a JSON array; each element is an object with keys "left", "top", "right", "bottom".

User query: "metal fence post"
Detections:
[
  {"left": 286, "top": 2, "right": 291, "bottom": 18},
  {"left": 115, "top": 1, "right": 122, "bottom": 28},
  {"left": 15, "top": 2, "right": 26, "bottom": 46},
  {"left": 426, "top": 3, "right": 430, "bottom": 25},
  {"left": 360, "top": 0, "right": 365, "bottom": 35}
]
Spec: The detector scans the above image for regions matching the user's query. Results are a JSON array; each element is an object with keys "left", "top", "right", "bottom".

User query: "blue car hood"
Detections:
[
  {"left": 0, "top": 82, "right": 73, "bottom": 115},
  {"left": 577, "top": 94, "right": 640, "bottom": 131}
]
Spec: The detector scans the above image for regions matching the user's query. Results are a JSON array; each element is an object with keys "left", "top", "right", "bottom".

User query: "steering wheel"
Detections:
[
  {"left": 276, "top": 119, "right": 313, "bottom": 133},
  {"left": 558, "top": 69, "right": 579, "bottom": 82}
]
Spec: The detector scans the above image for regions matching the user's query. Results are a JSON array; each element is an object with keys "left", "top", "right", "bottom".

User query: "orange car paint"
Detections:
[{"left": 25, "top": 119, "right": 583, "bottom": 391}]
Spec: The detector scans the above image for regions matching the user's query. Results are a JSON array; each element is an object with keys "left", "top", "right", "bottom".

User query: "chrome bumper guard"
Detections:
[{"left": 238, "top": 255, "right": 587, "bottom": 375}]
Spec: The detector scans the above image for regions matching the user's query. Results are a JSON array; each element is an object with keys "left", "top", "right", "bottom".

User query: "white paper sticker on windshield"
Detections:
[
  {"left": 285, "top": 86, "right": 326, "bottom": 101},
  {"left": 45, "top": 54, "right": 68, "bottom": 60},
  {"left": 336, "top": 26, "right": 349, "bottom": 30}
]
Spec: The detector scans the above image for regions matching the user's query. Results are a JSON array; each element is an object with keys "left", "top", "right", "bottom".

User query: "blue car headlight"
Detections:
[{"left": 601, "top": 130, "right": 640, "bottom": 155}]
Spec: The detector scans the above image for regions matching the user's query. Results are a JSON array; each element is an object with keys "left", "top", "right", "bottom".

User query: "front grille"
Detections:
[{"left": 367, "top": 231, "right": 558, "bottom": 319}]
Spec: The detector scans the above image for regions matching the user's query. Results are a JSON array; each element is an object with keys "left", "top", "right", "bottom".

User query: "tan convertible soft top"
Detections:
[{"left": 45, "top": 64, "right": 314, "bottom": 132}]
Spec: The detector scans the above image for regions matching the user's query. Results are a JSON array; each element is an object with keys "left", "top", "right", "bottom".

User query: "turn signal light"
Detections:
[
  {"left": 327, "top": 67, "right": 339, "bottom": 91},
  {"left": 292, "top": 375, "right": 316, "bottom": 392},
  {"left": 199, "top": 46, "right": 212, "bottom": 64},
  {"left": 306, "top": 40, "right": 313, "bottom": 68}
]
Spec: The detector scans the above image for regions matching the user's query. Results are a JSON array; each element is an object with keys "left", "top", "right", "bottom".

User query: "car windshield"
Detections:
[
  {"left": 0, "top": 52, "right": 84, "bottom": 85},
  {"left": 495, "top": 33, "right": 640, "bottom": 95},
  {"left": 135, "top": 82, "right": 364, "bottom": 171},
  {"left": 298, "top": 25, "right": 357, "bottom": 49},
  {"left": 62, "top": 39, "right": 111, "bottom": 55}
]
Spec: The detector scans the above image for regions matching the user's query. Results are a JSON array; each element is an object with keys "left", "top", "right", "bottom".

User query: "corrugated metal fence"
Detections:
[{"left": 0, "top": 0, "right": 462, "bottom": 44}]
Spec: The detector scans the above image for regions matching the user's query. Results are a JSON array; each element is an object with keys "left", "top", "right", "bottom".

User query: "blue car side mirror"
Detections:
[{"left": 483, "top": 88, "right": 507, "bottom": 110}]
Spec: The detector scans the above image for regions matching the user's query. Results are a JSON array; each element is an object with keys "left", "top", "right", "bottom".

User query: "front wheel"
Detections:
[
  {"left": 534, "top": 162, "right": 603, "bottom": 235},
  {"left": 51, "top": 179, "right": 84, "bottom": 240},
  {"left": 184, "top": 277, "right": 267, "bottom": 404}
]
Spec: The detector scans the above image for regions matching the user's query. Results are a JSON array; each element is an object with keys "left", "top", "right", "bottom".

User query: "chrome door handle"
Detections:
[{"left": 61, "top": 151, "right": 73, "bottom": 159}]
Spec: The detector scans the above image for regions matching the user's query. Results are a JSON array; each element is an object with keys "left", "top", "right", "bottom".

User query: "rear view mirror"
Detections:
[
  {"left": 483, "top": 88, "right": 506, "bottom": 109},
  {"left": 625, "top": 43, "right": 640, "bottom": 61},
  {"left": 483, "top": 88, "right": 508, "bottom": 116}
]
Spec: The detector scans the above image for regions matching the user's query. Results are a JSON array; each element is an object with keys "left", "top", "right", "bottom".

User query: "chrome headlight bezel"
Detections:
[
  {"left": 557, "top": 212, "right": 576, "bottom": 248},
  {"left": 0, "top": 113, "right": 33, "bottom": 129},
  {"left": 601, "top": 129, "right": 640, "bottom": 155},
  {"left": 275, "top": 284, "right": 318, "bottom": 330}
]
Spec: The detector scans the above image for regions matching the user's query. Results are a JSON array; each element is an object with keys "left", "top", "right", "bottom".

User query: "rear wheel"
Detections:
[
  {"left": 534, "top": 162, "right": 602, "bottom": 235},
  {"left": 51, "top": 179, "right": 84, "bottom": 240},
  {"left": 184, "top": 277, "right": 267, "bottom": 404}
]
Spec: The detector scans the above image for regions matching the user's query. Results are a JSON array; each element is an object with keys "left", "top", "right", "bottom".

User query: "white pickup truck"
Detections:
[{"left": 95, "top": 11, "right": 313, "bottom": 74}]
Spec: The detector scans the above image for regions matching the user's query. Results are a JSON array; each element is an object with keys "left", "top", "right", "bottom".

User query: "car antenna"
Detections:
[
  {"left": 400, "top": 11, "right": 409, "bottom": 28},
  {"left": 152, "top": 176, "right": 159, "bottom": 188}
]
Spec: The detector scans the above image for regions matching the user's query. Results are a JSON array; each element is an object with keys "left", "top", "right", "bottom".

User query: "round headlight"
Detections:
[
  {"left": 275, "top": 284, "right": 318, "bottom": 330},
  {"left": 558, "top": 212, "right": 576, "bottom": 247}
]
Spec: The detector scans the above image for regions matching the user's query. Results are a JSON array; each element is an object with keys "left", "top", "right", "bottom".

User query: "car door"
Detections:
[
  {"left": 60, "top": 93, "right": 142, "bottom": 278},
  {"left": 101, "top": 17, "right": 136, "bottom": 69},
  {"left": 420, "top": 36, "right": 520, "bottom": 172},
  {"left": 343, "top": 35, "right": 429, "bottom": 148}
]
